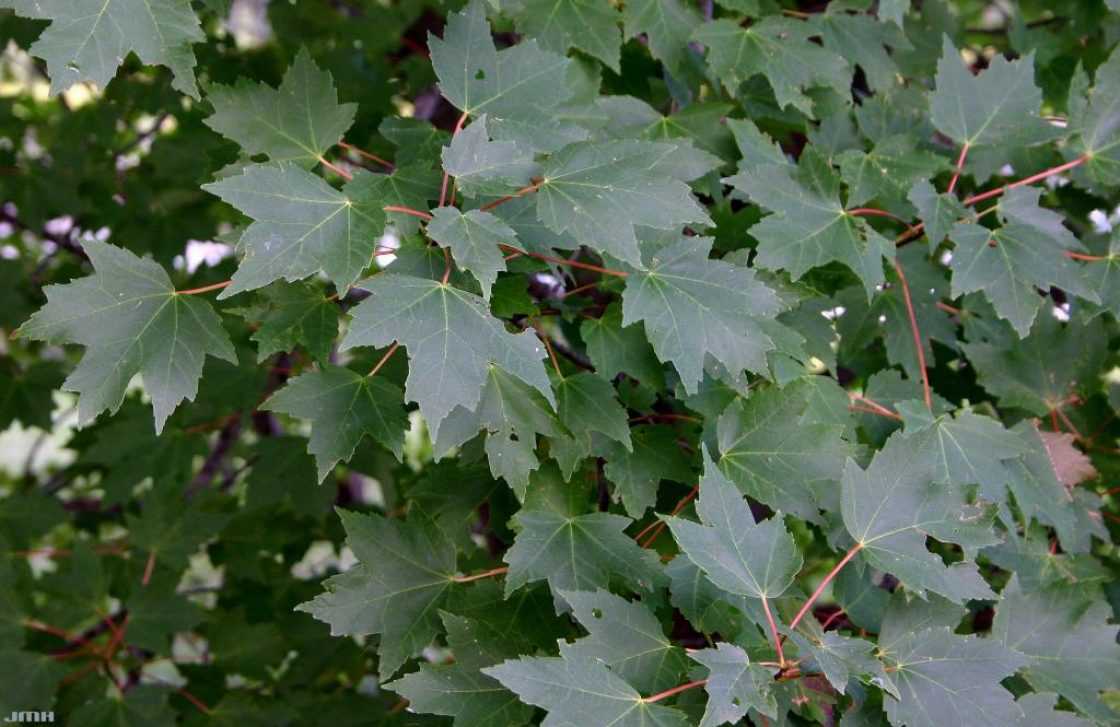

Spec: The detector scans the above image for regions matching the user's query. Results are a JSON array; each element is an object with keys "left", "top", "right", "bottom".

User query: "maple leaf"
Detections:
[
  {"left": 204, "top": 48, "right": 356, "bottom": 167},
  {"left": 386, "top": 612, "right": 535, "bottom": 727},
  {"left": 237, "top": 281, "right": 338, "bottom": 365},
  {"left": 665, "top": 453, "right": 802, "bottom": 600},
  {"left": 17, "top": 241, "right": 235, "bottom": 433},
  {"left": 503, "top": 509, "right": 664, "bottom": 597},
  {"left": 429, "top": 0, "right": 585, "bottom": 152},
  {"left": 342, "top": 273, "right": 553, "bottom": 439},
  {"left": 1069, "top": 50, "right": 1120, "bottom": 184},
  {"left": 203, "top": 164, "right": 388, "bottom": 297},
  {"left": 441, "top": 116, "right": 537, "bottom": 198},
  {"left": 484, "top": 652, "right": 690, "bottom": 727},
  {"left": 428, "top": 207, "right": 517, "bottom": 300},
  {"left": 840, "top": 431, "right": 999, "bottom": 602},
  {"left": 930, "top": 37, "right": 1057, "bottom": 148},
  {"left": 437, "top": 365, "right": 562, "bottom": 495},
  {"left": 813, "top": 7, "right": 911, "bottom": 92},
  {"left": 693, "top": 17, "right": 850, "bottom": 114},
  {"left": 728, "top": 150, "right": 895, "bottom": 295},
  {"left": 534, "top": 141, "right": 718, "bottom": 266},
  {"left": 296, "top": 510, "right": 457, "bottom": 679},
  {"left": 1, "top": 0, "right": 204, "bottom": 97},
  {"left": 992, "top": 575, "right": 1120, "bottom": 724},
  {"left": 263, "top": 365, "right": 407, "bottom": 481},
  {"left": 881, "top": 627, "right": 1028, "bottom": 727},
  {"left": 510, "top": 0, "right": 622, "bottom": 72},
  {"left": 622, "top": 0, "right": 700, "bottom": 74},
  {"left": 691, "top": 643, "right": 778, "bottom": 726},
  {"left": 716, "top": 381, "right": 852, "bottom": 522},
  {"left": 559, "top": 589, "right": 688, "bottom": 692},
  {"left": 621, "top": 236, "right": 782, "bottom": 393}
]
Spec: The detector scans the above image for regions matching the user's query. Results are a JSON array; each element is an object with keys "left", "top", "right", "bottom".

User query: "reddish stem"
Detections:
[
  {"left": 177, "top": 280, "right": 232, "bottom": 296},
  {"left": 947, "top": 143, "right": 970, "bottom": 194},
  {"left": 439, "top": 113, "right": 469, "bottom": 207},
  {"left": 368, "top": 342, "right": 400, "bottom": 377},
  {"left": 176, "top": 687, "right": 213, "bottom": 716},
  {"left": 761, "top": 596, "right": 786, "bottom": 666},
  {"left": 1065, "top": 251, "right": 1110, "bottom": 261},
  {"left": 636, "top": 484, "right": 700, "bottom": 548},
  {"left": 819, "top": 608, "right": 846, "bottom": 632},
  {"left": 642, "top": 679, "right": 708, "bottom": 703},
  {"left": 533, "top": 321, "right": 563, "bottom": 377},
  {"left": 479, "top": 180, "right": 546, "bottom": 212},
  {"left": 788, "top": 543, "right": 864, "bottom": 634},
  {"left": 339, "top": 141, "right": 394, "bottom": 169},
  {"left": 892, "top": 259, "right": 932, "bottom": 410},
  {"left": 847, "top": 393, "right": 902, "bottom": 420},
  {"left": 962, "top": 155, "right": 1088, "bottom": 206},
  {"left": 497, "top": 245, "right": 629, "bottom": 278},
  {"left": 848, "top": 404, "right": 903, "bottom": 420},
  {"left": 319, "top": 157, "right": 353, "bottom": 181},
  {"left": 142, "top": 550, "right": 157, "bottom": 586},
  {"left": 848, "top": 208, "right": 915, "bottom": 230},
  {"left": 452, "top": 566, "right": 508, "bottom": 583},
  {"left": 384, "top": 205, "right": 433, "bottom": 221}
]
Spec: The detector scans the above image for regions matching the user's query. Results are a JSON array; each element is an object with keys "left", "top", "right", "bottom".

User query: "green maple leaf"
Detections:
[
  {"left": 437, "top": 365, "right": 562, "bottom": 495},
  {"left": 441, "top": 116, "right": 537, "bottom": 197},
  {"left": 836, "top": 246, "right": 955, "bottom": 384},
  {"left": 1016, "top": 693, "right": 1095, "bottom": 727},
  {"left": 602, "top": 424, "right": 694, "bottom": 518},
  {"left": 622, "top": 0, "right": 700, "bottom": 73},
  {"left": 430, "top": 1, "right": 585, "bottom": 152},
  {"left": 1001, "top": 421, "right": 1106, "bottom": 554},
  {"left": 342, "top": 273, "right": 553, "bottom": 438},
  {"left": 203, "top": 164, "right": 388, "bottom": 297},
  {"left": 666, "top": 452, "right": 802, "bottom": 599},
  {"left": 1085, "top": 233, "right": 1120, "bottom": 317},
  {"left": 693, "top": 17, "right": 850, "bottom": 114},
  {"left": 840, "top": 430, "right": 999, "bottom": 602},
  {"left": 621, "top": 236, "right": 782, "bottom": 393},
  {"left": 716, "top": 381, "right": 852, "bottom": 522},
  {"left": 993, "top": 575, "right": 1120, "bottom": 723},
  {"left": 789, "top": 629, "right": 896, "bottom": 698},
  {"left": 484, "top": 652, "right": 690, "bottom": 726},
  {"left": 535, "top": 141, "right": 718, "bottom": 266},
  {"left": 17, "top": 240, "right": 235, "bottom": 433},
  {"left": 881, "top": 627, "right": 1028, "bottom": 727},
  {"left": 203, "top": 48, "right": 356, "bottom": 167},
  {"left": 813, "top": 8, "right": 911, "bottom": 92},
  {"left": 511, "top": 0, "right": 622, "bottom": 72},
  {"left": 428, "top": 208, "right": 518, "bottom": 300},
  {"left": 1069, "top": 50, "right": 1120, "bottom": 185},
  {"left": 948, "top": 218, "right": 1095, "bottom": 337},
  {"left": 559, "top": 589, "right": 688, "bottom": 692},
  {"left": 296, "top": 510, "right": 458, "bottom": 679},
  {"left": 908, "top": 179, "right": 967, "bottom": 245},
  {"left": 238, "top": 281, "right": 338, "bottom": 365},
  {"left": 263, "top": 365, "right": 407, "bottom": 481},
  {"left": 691, "top": 643, "right": 778, "bottom": 726},
  {"left": 666, "top": 558, "right": 759, "bottom": 641},
  {"left": 837, "top": 135, "right": 947, "bottom": 208},
  {"left": 728, "top": 150, "right": 894, "bottom": 295},
  {"left": 503, "top": 509, "right": 664, "bottom": 597},
  {"left": 1, "top": 0, "right": 204, "bottom": 97},
  {"left": 930, "top": 37, "right": 1057, "bottom": 148},
  {"left": 554, "top": 372, "right": 631, "bottom": 452},
  {"left": 386, "top": 612, "right": 534, "bottom": 727},
  {"left": 897, "top": 403, "right": 1027, "bottom": 498},
  {"left": 125, "top": 574, "right": 206, "bottom": 653},
  {"left": 962, "top": 315, "right": 1105, "bottom": 417},
  {"left": 580, "top": 303, "right": 664, "bottom": 386}
]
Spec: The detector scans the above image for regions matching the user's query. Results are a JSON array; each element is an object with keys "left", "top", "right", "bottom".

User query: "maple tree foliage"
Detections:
[{"left": 3, "top": 0, "right": 1120, "bottom": 723}]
